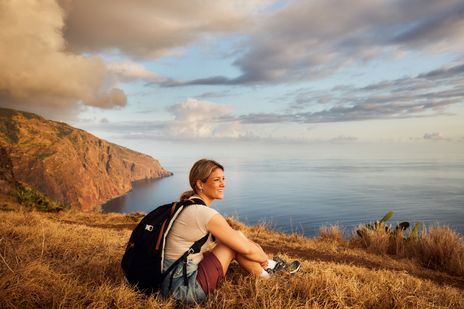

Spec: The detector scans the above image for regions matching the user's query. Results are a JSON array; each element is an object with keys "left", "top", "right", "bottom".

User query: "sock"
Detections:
[
  {"left": 267, "top": 259, "right": 277, "bottom": 270},
  {"left": 259, "top": 268, "right": 270, "bottom": 278}
]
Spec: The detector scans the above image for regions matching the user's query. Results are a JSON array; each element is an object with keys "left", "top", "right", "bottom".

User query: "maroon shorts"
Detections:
[{"left": 196, "top": 251, "right": 224, "bottom": 294}]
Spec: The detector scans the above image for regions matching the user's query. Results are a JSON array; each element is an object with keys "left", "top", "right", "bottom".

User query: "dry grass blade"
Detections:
[
  {"left": 0, "top": 238, "right": 15, "bottom": 274},
  {"left": 319, "top": 225, "right": 344, "bottom": 242},
  {"left": 409, "top": 226, "right": 464, "bottom": 276}
]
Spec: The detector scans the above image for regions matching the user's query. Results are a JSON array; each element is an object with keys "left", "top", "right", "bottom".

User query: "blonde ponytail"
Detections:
[{"left": 179, "top": 190, "right": 195, "bottom": 201}]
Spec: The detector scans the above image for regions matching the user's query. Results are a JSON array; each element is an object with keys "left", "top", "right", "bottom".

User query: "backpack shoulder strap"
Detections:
[
  {"left": 189, "top": 232, "right": 210, "bottom": 253},
  {"left": 161, "top": 232, "right": 209, "bottom": 280},
  {"left": 161, "top": 198, "right": 211, "bottom": 287},
  {"left": 184, "top": 197, "right": 206, "bottom": 206},
  {"left": 160, "top": 198, "right": 208, "bottom": 267}
]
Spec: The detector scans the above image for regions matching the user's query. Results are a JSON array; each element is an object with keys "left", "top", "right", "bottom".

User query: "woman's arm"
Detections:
[{"left": 207, "top": 214, "right": 268, "bottom": 264}]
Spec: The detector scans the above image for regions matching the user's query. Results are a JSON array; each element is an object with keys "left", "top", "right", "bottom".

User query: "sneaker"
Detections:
[
  {"left": 267, "top": 256, "right": 301, "bottom": 274},
  {"left": 270, "top": 260, "right": 286, "bottom": 273},
  {"left": 287, "top": 260, "right": 301, "bottom": 274}
]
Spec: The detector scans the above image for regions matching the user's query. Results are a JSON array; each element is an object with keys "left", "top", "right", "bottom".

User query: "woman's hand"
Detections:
[{"left": 260, "top": 260, "right": 269, "bottom": 268}]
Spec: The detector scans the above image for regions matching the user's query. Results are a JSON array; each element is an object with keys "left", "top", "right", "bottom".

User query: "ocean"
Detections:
[{"left": 102, "top": 143, "right": 464, "bottom": 237}]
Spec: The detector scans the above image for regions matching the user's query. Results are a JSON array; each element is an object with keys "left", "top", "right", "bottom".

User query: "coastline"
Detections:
[{"left": 99, "top": 172, "right": 174, "bottom": 213}]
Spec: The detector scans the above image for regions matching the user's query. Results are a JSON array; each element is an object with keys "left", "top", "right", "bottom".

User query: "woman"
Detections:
[{"left": 160, "top": 159, "right": 280, "bottom": 304}]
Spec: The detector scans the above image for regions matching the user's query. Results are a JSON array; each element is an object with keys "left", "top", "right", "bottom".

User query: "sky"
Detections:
[{"left": 1, "top": 0, "right": 464, "bottom": 160}]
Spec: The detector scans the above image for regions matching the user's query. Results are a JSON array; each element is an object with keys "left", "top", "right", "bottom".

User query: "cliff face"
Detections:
[
  {"left": 0, "top": 108, "right": 172, "bottom": 211},
  {"left": 0, "top": 145, "right": 15, "bottom": 196}
]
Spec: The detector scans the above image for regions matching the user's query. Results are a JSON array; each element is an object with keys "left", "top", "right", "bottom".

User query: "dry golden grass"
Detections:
[
  {"left": 1, "top": 208, "right": 463, "bottom": 308},
  {"left": 408, "top": 226, "right": 464, "bottom": 276},
  {"left": 318, "top": 225, "right": 344, "bottom": 242},
  {"left": 350, "top": 223, "right": 392, "bottom": 255},
  {"left": 349, "top": 223, "right": 464, "bottom": 278}
]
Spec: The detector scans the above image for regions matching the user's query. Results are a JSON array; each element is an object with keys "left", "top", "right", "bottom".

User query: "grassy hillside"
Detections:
[{"left": 1, "top": 202, "right": 463, "bottom": 308}]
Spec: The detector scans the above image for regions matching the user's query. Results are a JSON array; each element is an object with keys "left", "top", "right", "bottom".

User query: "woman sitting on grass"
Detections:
[{"left": 160, "top": 158, "right": 299, "bottom": 304}]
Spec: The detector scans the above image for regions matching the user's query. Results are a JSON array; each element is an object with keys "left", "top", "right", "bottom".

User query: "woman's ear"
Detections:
[{"left": 195, "top": 179, "right": 203, "bottom": 191}]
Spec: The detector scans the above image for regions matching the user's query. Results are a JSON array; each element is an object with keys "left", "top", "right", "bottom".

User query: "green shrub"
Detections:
[
  {"left": 356, "top": 211, "right": 422, "bottom": 242},
  {"left": 15, "top": 183, "right": 66, "bottom": 212}
]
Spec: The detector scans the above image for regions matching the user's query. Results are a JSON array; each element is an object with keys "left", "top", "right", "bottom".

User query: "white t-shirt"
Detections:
[{"left": 164, "top": 202, "right": 218, "bottom": 264}]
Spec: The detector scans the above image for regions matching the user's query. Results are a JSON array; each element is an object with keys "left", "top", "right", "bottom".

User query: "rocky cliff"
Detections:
[{"left": 0, "top": 108, "right": 172, "bottom": 211}]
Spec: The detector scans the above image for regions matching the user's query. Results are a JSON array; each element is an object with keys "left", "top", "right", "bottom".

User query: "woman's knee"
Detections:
[{"left": 212, "top": 242, "right": 236, "bottom": 260}]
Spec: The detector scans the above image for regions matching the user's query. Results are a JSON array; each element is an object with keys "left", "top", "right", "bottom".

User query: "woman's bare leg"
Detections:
[
  {"left": 210, "top": 242, "right": 235, "bottom": 275},
  {"left": 210, "top": 241, "right": 266, "bottom": 276},
  {"left": 235, "top": 254, "right": 265, "bottom": 275},
  {"left": 235, "top": 231, "right": 268, "bottom": 274}
]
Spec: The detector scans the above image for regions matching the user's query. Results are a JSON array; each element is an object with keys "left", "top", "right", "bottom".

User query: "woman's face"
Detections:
[{"left": 198, "top": 168, "right": 225, "bottom": 203}]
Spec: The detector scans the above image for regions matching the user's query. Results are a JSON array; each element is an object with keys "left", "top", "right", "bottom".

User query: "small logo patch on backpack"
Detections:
[{"left": 145, "top": 224, "right": 154, "bottom": 231}]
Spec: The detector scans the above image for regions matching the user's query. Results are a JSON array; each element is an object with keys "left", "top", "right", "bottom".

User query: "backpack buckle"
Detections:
[
  {"left": 187, "top": 248, "right": 194, "bottom": 255},
  {"left": 145, "top": 224, "right": 154, "bottom": 232}
]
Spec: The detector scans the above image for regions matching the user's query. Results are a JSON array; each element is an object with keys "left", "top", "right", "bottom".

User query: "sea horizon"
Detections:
[{"left": 103, "top": 143, "right": 464, "bottom": 237}]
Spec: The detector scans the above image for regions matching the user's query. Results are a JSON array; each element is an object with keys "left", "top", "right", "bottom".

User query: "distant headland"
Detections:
[{"left": 0, "top": 108, "right": 172, "bottom": 211}]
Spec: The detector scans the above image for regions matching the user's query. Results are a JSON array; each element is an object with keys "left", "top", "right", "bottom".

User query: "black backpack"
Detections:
[{"left": 121, "top": 198, "right": 210, "bottom": 294}]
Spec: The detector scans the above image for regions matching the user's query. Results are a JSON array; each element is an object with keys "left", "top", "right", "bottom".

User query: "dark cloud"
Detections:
[
  {"left": 238, "top": 113, "right": 291, "bottom": 124},
  {"left": 392, "top": 2, "right": 464, "bottom": 45},
  {"left": 417, "top": 63, "right": 464, "bottom": 79},
  {"left": 164, "top": 76, "right": 241, "bottom": 87},
  {"left": 196, "top": 89, "right": 234, "bottom": 99},
  {"left": 169, "top": 0, "right": 464, "bottom": 86},
  {"left": 234, "top": 62, "right": 464, "bottom": 124},
  {"left": 59, "top": 0, "right": 259, "bottom": 59}
]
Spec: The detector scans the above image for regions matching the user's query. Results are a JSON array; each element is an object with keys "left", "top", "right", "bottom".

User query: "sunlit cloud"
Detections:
[
  {"left": 165, "top": 98, "right": 240, "bottom": 138},
  {"left": 0, "top": 0, "right": 269, "bottom": 119},
  {"left": 107, "top": 61, "right": 164, "bottom": 83},
  {"left": 0, "top": 0, "right": 126, "bottom": 119},
  {"left": 59, "top": 0, "right": 269, "bottom": 59},
  {"left": 424, "top": 132, "right": 448, "bottom": 141}
]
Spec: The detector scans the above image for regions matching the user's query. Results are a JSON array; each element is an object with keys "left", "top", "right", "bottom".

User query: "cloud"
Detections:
[
  {"left": 196, "top": 89, "right": 235, "bottom": 99},
  {"left": 391, "top": 2, "right": 464, "bottom": 48},
  {"left": 74, "top": 98, "right": 244, "bottom": 140},
  {"left": 172, "top": 0, "right": 464, "bottom": 85},
  {"left": 107, "top": 61, "right": 162, "bottom": 83},
  {"left": 164, "top": 76, "right": 242, "bottom": 87},
  {"left": 236, "top": 62, "right": 464, "bottom": 124},
  {"left": 417, "top": 63, "right": 464, "bottom": 79},
  {"left": 0, "top": 0, "right": 271, "bottom": 119},
  {"left": 92, "top": 61, "right": 463, "bottom": 139},
  {"left": 330, "top": 136, "right": 358, "bottom": 143},
  {"left": 0, "top": 0, "right": 126, "bottom": 119},
  {"left": 164, "top": 98, "right": 240, "bottom": 138},
  {"left": 423, "top": 132, "right": 447, "bottom": 140},
  {"left": 238, "top": 113, "right": 291, "bottom": 124},
  {"left": 59, "top": 0, "right": 267, "bottom": 59}
]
